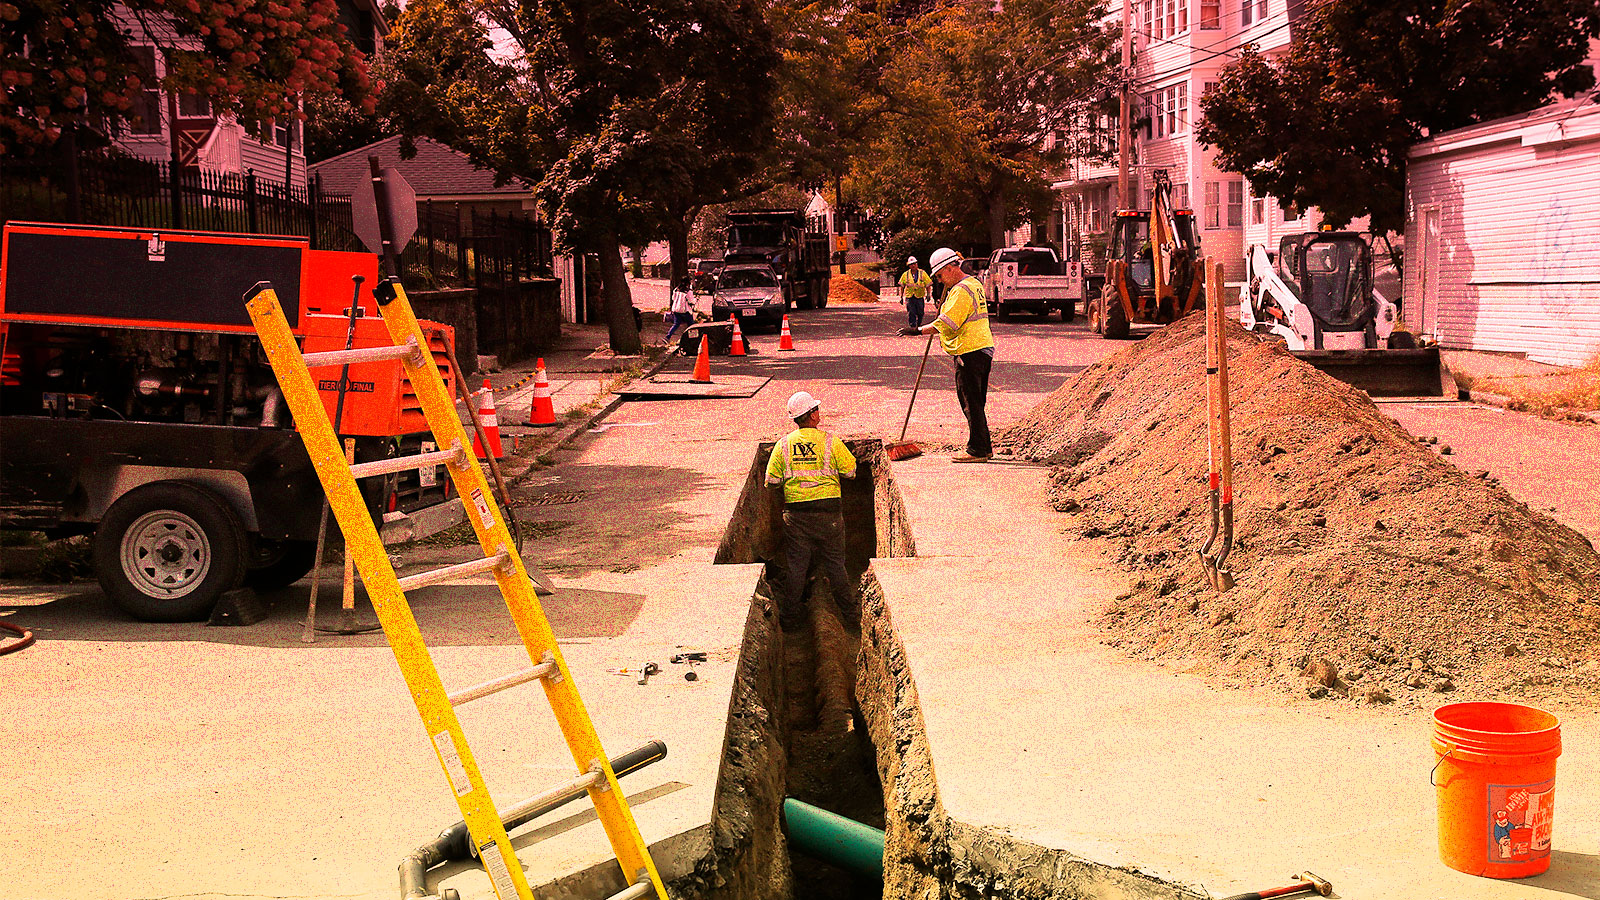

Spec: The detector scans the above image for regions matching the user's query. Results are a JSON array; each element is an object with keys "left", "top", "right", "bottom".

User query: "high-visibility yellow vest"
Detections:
[
  {"left": 765, "top": 428, "right": 857, "bottom": 504},
  {"left": 932, "top": 276, "right": 995, "bottom": 357},
  {"left": 899, "top": 269, "right": 932, "bottom": 299}
]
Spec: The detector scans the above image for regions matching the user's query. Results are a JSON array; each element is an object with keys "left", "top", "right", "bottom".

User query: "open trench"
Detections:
[{"left": 669, "top": 441, "right": 1191, "bottom": 900}]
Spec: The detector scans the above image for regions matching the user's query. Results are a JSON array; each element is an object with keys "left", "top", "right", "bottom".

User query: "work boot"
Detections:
[{"left": 952, "top": 453, "right": 991, "bottom": 463}]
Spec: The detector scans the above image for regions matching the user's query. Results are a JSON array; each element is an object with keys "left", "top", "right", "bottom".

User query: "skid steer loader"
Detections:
[
  {"left": 1239, "top": 231, "right": 1452, "bottom": 397},
  {"left": 1087, "top": 170, "right": 1206, "bottom": 339}
]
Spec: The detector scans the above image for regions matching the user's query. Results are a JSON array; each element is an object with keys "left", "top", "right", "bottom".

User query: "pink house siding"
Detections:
[{"left": 1406, "top": 102, "right": 1600, "bottom": 367}]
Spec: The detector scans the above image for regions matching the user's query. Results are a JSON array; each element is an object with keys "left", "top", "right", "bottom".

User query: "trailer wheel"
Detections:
[
  {"left": 1101, "top": 281, "right": 1130, "bottom": 339},
  {"left": 246, "top": 538, "right": 318, "bottom": 590},
  {"left": 93, "top": 482, "right": 248, "bottom": 621}
]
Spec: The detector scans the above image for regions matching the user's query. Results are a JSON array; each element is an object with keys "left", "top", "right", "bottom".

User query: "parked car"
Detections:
[
  {"left": 985, "top": 246, "right": 1080, "bottom": 320},
  {"left": 691, "top": 258, "right": 724, "bottom": 292},
  {"left": 711, "top": 264, "right": 787, "bottom": 332}
]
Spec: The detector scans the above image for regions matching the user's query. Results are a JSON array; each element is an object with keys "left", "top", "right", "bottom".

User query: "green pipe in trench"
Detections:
[{"left": 782, "top": 797, "right": 886, "bottom": 880}]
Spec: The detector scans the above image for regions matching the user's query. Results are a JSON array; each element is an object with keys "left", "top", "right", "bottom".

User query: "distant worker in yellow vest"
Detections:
[
  {"left": 765, "top": 391, "right": 858, "bottom": 628},
  {"left": 901, "top": 247, "right": 995, "bottom": 462},
  {"left": 897, "top": 255, "right": 933, "bottom": 330}
]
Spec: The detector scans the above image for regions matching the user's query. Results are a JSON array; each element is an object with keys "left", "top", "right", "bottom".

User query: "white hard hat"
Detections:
[
  {"left": 906, "top": 255, "right": 918, "bottom": 265},
  {"left": 787, "top": 390, "right": 820, "bottom": 420},
  {"left": 929, "top": 247, "right": 962, "bottom": 275}
]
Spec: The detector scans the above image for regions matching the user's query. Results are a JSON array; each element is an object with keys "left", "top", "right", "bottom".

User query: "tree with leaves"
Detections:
[
  {"left": 0, "top": 0, "right": 371, "bottom": 156},
  {"left": 856, "top": 0, "right": 1116, "bottom": 250},
  {"left": 1198, "top": 0, "right": 1600, "bottom": 235}
]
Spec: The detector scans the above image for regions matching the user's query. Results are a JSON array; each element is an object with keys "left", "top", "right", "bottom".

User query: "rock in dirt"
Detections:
[
  {"left": 999, "top": 316, "right": 1600, "bottom": 703},
  {"left": 1303, "top": 658, "right": 1339, "bottom": 687}
]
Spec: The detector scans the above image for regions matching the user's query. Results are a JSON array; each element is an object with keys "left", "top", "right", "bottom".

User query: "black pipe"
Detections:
[{"left": 399, "top": 739, "right": 667, "bottom": 900}]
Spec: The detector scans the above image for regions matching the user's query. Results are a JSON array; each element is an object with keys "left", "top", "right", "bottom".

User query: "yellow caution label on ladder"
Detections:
[{"left": 244, "top": 278, "right": 665, "bottom": 900}]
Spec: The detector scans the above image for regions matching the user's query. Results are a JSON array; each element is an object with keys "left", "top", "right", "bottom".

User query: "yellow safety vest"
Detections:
[
  {"left": 765, "top": 428, "right": 857, "bottom": 504},
  {"left": 899, "top": 269, "right": 932, "bottom": 299},
  {"left": 932, "top": 276, "right": 995, "bottom": 357}
]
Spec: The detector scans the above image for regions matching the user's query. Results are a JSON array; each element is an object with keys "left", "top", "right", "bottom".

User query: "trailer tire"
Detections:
[
  {"left": 246, "top": 538, "right": 318, "bottom": 590},
  {"left": 93, "top": 482, "right": 248, "bottom": 621},
  {"left": 1101, "top": 281, "right": 1130, "bottom": 339}
]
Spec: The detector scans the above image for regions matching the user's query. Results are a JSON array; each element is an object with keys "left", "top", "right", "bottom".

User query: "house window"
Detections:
[
  {"left": 1204, "top": 182, "right": 1221, "bottom": 229},
  {"left": 1251, "top": 197, "right": 1266, "bottom": 225},
  {"left": 1242, "top": 0, "right": 1268, "bottom": 26},
  {"left": 177, "top": 93, "right": 212, "bottom": 118},
  {"left": 1145, "top": 84, "right": 1189, "bottom": 139},
  {"left": 1281, "top": 201, "right": 1301, "bottom": 221},
  {"left": 1142, "top": 0, "right": 1155, "bottom": 44},
  {"left": 126, "top": 46, "right": 162, "bottom": 135},
  {"left": 1174, "top": 183, "right": 1191, "bottom": 210},
  {"left": 1201, "top": 0, "right": 1221, "bottom": 28},
  {"left": 1227, "top": 181, "right": 1244, "bottom": 227}
]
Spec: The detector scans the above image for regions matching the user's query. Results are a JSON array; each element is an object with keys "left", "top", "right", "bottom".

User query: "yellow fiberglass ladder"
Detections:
[{"left": 244, "top": 277, "right": 665, "bottom": 900}]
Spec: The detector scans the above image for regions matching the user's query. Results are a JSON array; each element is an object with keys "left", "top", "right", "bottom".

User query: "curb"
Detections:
[
  {"left": 1466, "top": 389, "right": 1600, "bottom": 424},
  {"left": 501, "top": 347, "right": 678, "bottom": 484}
]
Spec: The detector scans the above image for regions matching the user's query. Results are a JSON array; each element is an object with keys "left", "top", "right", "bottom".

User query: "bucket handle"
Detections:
[{"left": 1429, "top": 746, "right": 1455, "bottom": 786}]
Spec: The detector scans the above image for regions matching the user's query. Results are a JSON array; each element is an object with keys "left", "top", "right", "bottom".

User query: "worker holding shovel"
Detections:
[
  {"left": 900, "top": 247, "right": 995, "bottom": 463},
  {"left": 766, "top": 391, "right": 858, "bottom": 629}
]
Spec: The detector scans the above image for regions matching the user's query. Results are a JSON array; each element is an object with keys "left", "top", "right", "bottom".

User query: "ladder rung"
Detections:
[
  {"left": 498, "top": 769, "right": 605, "bottom": 825},
  {"left": 397, "top": 549, "right": 511, "bottom": 592},
  {"left": 302, "top": 337, "right": 421, "bottom": 368},
  {"left": 604, "top": 878, "right": 656, "bottom": 900},
  {"left": 350, "top": 444, "right": 464, "bottom": 479},
  {"left": 448, "top": 659, "right": 559, "bottom": 706}
]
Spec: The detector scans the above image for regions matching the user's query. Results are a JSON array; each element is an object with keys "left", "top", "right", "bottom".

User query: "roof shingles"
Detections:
[{"left": 308, "top": 135, "right": 533, "bottom": 197}]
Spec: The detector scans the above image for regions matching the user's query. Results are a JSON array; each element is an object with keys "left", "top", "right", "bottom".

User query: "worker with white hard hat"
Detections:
[
  {"left": 765, "top": 391, "right": 859, "bottom": 628},
  {"left": 897, "top": 255, "right": 933, "bottom": 330},
  {"left": 901, "top": 247, "right": 995, "bottom": 462}
]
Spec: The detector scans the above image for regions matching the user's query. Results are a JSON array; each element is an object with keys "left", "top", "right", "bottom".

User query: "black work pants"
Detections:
[
  {"left": 780, "top": 497, "right": 854, "bottom": 624},
  {"left": 955, "top": 350, "right": 992, "bottom": 457}
]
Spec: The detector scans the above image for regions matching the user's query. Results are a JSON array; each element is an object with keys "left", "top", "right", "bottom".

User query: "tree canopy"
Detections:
[
  {"left": 1198, "top": 0, "right": 1600, "bottom": 234},
  {"left": 0, "top": 0, "right": 372, "bottom": 155}
]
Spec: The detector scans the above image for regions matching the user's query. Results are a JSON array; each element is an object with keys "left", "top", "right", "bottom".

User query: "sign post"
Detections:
[{"left": 351, "top": 158, "right": 418, "bottom": 276}]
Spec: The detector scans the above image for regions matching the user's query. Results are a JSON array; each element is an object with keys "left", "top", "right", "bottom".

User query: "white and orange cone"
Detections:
[
  {"left": 729, "top": 317, "right": 748, "bottom": 356},
  {"left": 778, "top": 315, "right": 796, "bottom": 351},
  {"left": 471, "top": 378, "right": 505, "bottom": 458},
  {"left": 691, "top": 334, "right": 713, "bottom": 383},
  {"left": 528, "top": 357, "right": 557, "bottom": 427}
]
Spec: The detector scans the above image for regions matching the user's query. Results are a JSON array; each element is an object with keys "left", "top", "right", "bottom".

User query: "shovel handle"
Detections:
[{"left": 898, "top": 332, "right": 936, "bottom": 443}]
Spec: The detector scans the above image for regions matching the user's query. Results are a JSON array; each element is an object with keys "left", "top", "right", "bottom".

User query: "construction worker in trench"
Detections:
[
  {"left": 766, "top": 391, "right": 859, "bottom": 628},
  {"left": 901, "top": 246, "right": 995, "bottom": 462}
]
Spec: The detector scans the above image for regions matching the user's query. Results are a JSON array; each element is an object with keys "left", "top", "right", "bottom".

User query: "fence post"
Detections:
[
  {"left": 169, "top": 161, "right": 185, "bottom": 229},
  {"left": 309, "top": 174, "right": 320, "bottom": 248},
  {"left": 245, "top": 170, "right": 258, "bottom": 233},
  {"left": 426, "top": 198, "right": 435, "bottom": 277}
]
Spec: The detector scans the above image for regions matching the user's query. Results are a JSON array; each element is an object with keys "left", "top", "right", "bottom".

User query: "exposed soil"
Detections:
[
  {"left": 999, "top": 316, "right": 1600, "bottom": 706},
  {"left": 829, "top": 277, "right": 881, "bottom": 305}
]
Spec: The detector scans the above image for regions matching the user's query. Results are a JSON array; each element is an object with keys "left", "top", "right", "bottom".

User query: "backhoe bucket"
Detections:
[{"left": 1293, "top": 348, "right": 1454, "bottom": 398}]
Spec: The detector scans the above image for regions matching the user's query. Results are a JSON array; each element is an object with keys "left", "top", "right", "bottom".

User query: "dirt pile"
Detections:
[
  {"left": 1000, "top": 316, "right": 1600, "bottom": 704},
  {"left": 828, "top": 276, "right": 879, "bottom": 305}
]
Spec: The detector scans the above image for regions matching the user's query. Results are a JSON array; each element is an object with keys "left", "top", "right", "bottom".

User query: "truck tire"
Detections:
[
  {"left": 246, "top": 538, "right": 318, "bottom": 590},
  {"left": 1087, "top": 295, "right": 1104, "bottom": 334},
  {"left": 1060, "top": 301, "right": 1076, "bottom": 322},
  {"left": 992, "top": 290, "right": 1009, "bottom": 321},
  {"left": 92, "top": 482, "right": 248, "bottom": 621},
  {"left": 815, "top": 276, "right": 829, "bottom": 309},
  {"left": 1101, "top": 281, "right": 1131, "bottom": 339}
]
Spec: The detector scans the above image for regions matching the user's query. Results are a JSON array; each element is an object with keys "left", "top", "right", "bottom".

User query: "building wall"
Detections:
[{"left": 1405, "top": 110, "right": 1600, "bottom": 367}]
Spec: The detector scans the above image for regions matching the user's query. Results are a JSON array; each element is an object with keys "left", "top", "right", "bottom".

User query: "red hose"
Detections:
[{"left": 0, "top": 620, "right": 35, "bottom": 655}]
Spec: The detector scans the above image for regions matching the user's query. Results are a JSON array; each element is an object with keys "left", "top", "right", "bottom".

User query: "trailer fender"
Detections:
[{"left": 74, "top": 465, "right": 259, "bottom": 532}]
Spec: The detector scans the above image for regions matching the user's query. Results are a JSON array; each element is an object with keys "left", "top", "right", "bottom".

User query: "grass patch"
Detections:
[
  {"left": 35, "top": 536, "right": 94, "bottom": 582},
  {"left": 1462, "top": 354, "right": 1600, "bottom": 418},
  {"left": 418, "top": 521, "right": 480, "bottom": 548}
]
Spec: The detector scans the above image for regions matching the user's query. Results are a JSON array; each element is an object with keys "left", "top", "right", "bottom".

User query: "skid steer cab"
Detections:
[
  {"left": 1088, "top": 169, "right": 1205, "bottom": 339},
  {"left": 1240, "top": 231, "right": 1451, "bottom": 397},
  {"left": 0, "top": 222, "right": 461, "bottom": 621}
]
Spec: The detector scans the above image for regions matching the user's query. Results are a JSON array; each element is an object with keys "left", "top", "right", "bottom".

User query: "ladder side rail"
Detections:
[
  {"left": 243, "top": 282, "right": 536, "bottom": 900},
  {"left": 372, "top": 278, "right": 667, "bottom": 898}
]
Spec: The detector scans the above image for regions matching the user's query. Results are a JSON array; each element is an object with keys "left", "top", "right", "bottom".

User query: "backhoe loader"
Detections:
[{"left": 1087, "top": 170, "right": 1205, "bottom": 339}]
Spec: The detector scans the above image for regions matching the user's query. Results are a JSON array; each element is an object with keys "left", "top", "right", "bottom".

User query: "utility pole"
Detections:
[{"left": 1118, "top": 0, "right": 1132, "bottom": 211}]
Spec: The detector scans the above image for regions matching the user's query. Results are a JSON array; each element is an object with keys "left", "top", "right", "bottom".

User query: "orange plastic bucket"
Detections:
[{"left": 1432, "top": 702, "right": 1562, "bottom": 878}]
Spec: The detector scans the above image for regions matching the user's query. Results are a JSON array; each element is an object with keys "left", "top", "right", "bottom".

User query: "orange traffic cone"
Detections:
[
  {"left": 778, "top": 315, "right": 796, "bottom": 351},
  {"left": 471, "top": 378, "right": 505, "bottom": 458},
  {"left": 729, "top": 318, "right": 747, "bottom": 356},
  {"left": 528, "top": 358, "right": 557, "bottom": 427},
  {"left": 691, "top": 335, "right": 712, "bottom": 383}
]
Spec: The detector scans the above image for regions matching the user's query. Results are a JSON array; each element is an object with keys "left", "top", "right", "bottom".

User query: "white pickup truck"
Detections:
[{"left": 984, "top": 246, "right": 1081, "bottom": 320}]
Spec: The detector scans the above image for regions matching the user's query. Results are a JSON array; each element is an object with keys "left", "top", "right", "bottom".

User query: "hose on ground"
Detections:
[{"left": 0, "top": 620, "right": 36, "bottom": 656}]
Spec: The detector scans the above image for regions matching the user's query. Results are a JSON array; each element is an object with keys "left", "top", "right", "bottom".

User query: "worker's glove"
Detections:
[{"left": 897, "top": 326, "right": 919, "bottom": 337}]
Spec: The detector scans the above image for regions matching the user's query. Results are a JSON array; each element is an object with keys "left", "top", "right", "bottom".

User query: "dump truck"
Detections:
[
  {"left": 1239, "top": 231, "right": 1451, "bottom": 397},
  {"left": 723, "top": 210, "right": 831, "bottom": 310},
  {"left": 1086, "top": 170, "right": 1205, "bottom": 339},
  {"left": 0, "top": 222, "right": 460, "bottom": 621}
]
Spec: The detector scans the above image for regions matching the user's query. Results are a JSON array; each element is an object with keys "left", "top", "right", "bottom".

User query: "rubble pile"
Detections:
[{"left": 1001, "top": 316, "right": 1600, "bottom": 704}]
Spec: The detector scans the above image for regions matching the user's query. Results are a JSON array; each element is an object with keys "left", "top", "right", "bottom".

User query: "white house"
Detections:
[{"left": 1404, "top": 98, "right": 1600, "bottom": 367}]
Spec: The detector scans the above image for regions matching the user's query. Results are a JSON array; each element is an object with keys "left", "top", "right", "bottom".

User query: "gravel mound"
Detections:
[
  {"left": 828, "top": 277, "right": 880, "bottom": 305},
  {"left": 1001, "top": 316, "right": 1600, "bottom": 704}
]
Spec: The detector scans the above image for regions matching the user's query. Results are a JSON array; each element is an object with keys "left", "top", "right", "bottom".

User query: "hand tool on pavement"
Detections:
[
  {"left": 249, "top": 276, "right": 667, "bottom": 900},
  {"left": 887, "top": 332, "right": 936, "bottom": 461},
  {"left": 607, "top": 663, "right": 661, "bottom": 685},
  {"left": 315, "top": 436, "right": 381, "bottom": 635},
  {"left": 669, "top": 651, "right": 706, "bottom": 681},
  {"left": 1218, "top": 871, "right": 1331, "bottom": 900}
]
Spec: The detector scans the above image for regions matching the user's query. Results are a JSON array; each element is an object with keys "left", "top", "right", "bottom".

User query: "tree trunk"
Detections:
[
  {"left": 983, "top": 185, "right": 1008, "bottom": 252},
  {"left": 594, "top": 235, "right": 644, "bottom": 355},
  {"left": 665, "top": 208, "right": 697, "bottom": 286},
  {"left": 629, "top": 244, "right": 645, "bottom": 278}
]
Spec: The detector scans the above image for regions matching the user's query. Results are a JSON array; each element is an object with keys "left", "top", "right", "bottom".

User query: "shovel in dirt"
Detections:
[{"left": 1198, "top": 259, "right": 1236, "bottom": 591}]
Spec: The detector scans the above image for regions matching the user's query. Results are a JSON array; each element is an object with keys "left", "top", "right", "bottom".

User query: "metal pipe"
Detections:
[
  {"left": 398, "top": 740, "right": 667, "bottom": 900},
  {"left": 781, "top": 798, "right": 884, "bottom": 880}
]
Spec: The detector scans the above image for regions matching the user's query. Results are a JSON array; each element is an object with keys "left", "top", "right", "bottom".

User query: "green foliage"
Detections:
[
  {"left": 1198, "top": 0, "right": 1600, "bottom": 234},
  {"left": 0, "top": 0, "right": 372, "bottom": 156}
]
